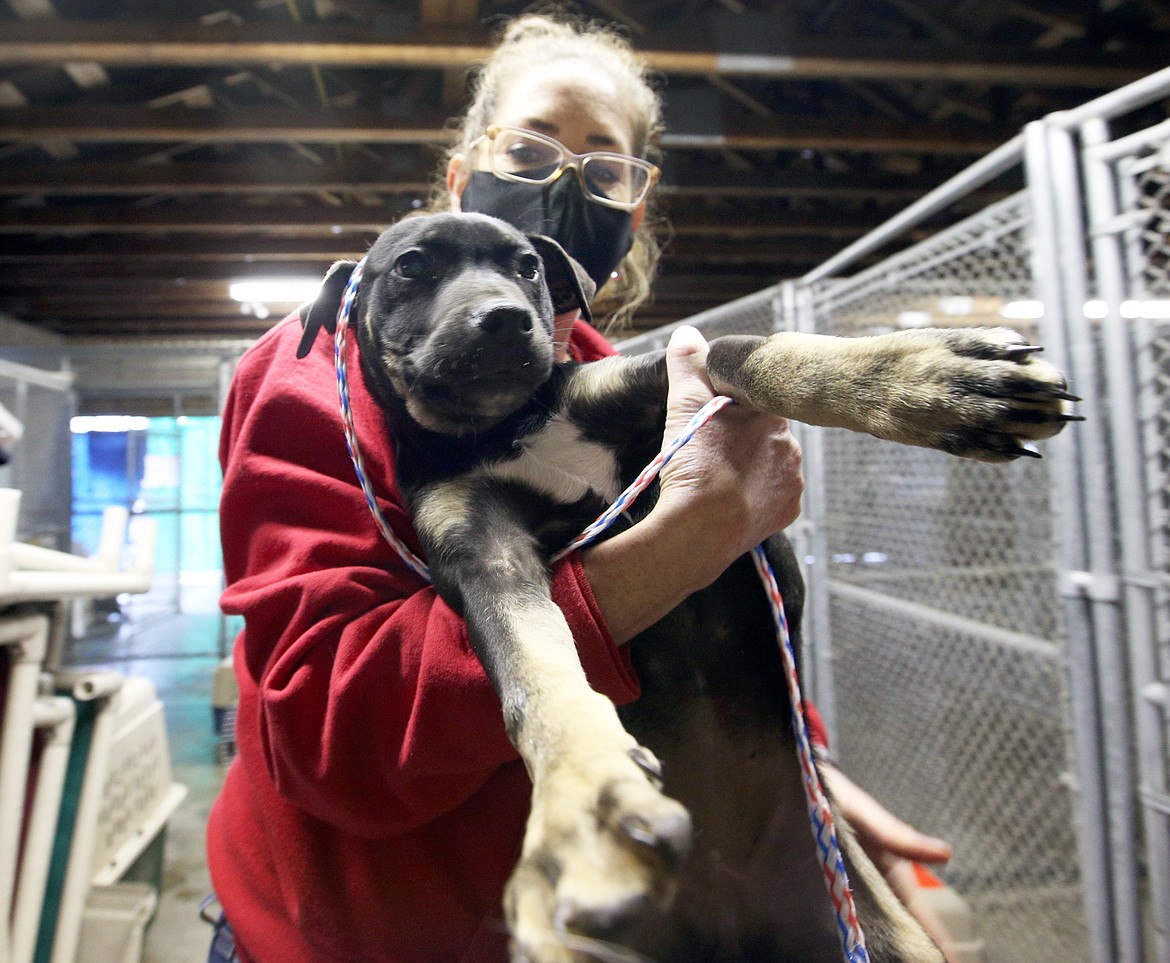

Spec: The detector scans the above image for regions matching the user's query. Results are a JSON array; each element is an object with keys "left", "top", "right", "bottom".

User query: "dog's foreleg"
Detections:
[
  {"left": 414, "top": 481, "right": 691, "bottom": 962},
  {"left": 705, "top": 327, "right": 1076, "bottom": 461}
]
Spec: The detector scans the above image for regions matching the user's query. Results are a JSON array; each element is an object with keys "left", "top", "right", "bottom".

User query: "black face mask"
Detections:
[{"left": 459, "top": 171, "right": 634, "bottom": 294}]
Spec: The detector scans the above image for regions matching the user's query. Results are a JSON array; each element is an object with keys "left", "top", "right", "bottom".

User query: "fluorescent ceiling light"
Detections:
[
  {"left": 1121, "top": 299, "right": 1170, "bottom": 319},
  {"left": 71, "top": 416, "right": 150, "bottom": 433},
  {"left": 938, "top": 296, "right": 973, "bottom": 316},
  {"left": 1000, "top": 300, "right": 1044, "bottom": 320},
  {"left": 229, "top": 278, "right": 322, "bottom": 303},
  {"left": 896, "top": 310, "right": 932, "bottom": 328}
]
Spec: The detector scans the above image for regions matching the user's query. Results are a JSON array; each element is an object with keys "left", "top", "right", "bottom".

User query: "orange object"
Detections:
[{"left": 913, "top": 862, "right": 946, "bottom": 889}]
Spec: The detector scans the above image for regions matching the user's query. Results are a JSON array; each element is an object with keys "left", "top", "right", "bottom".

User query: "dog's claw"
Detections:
[
  {"left": 627, "top": 747, "right": 663, "bottom": 786},
  {"left": 1005, "top": 344, "right": 1045, "bottom": 358},
  {"left": 619, "top": 815, "right": 659, "bottom": 848},
  {"left": 1008, "top": 444, "right": 1043, "bottom": 459}
]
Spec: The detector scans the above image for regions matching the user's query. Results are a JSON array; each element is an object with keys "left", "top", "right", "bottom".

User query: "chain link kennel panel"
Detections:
[{"left": 799, "top": 193, "right": 1088, "bottom": 963}]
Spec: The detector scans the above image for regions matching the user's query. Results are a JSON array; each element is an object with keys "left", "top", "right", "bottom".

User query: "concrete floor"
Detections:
[{"left": 65, "top": 599, "right": 230, "bottom": 963}]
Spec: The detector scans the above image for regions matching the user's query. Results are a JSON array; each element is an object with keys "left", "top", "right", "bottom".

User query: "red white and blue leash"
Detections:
[{"left": 331, "top": 262, "right": 868, "bottom": 963}]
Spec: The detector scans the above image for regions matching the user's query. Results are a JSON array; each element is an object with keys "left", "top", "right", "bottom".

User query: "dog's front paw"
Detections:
[
  {"left": 878, "top": 327, "right": 1079, "bottom": 461},
  {"left": 506, "top": 737, "right": 691, "bottom": 963}
]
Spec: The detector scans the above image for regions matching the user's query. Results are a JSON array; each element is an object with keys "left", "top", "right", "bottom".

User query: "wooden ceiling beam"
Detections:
[
  {"left": 0, "top": 203, "right": 407, "bottom": 233},
  {"left": 0, "top": 22, "right": 1153, "bottom": 87},
  {"left": 0, "top": 106, "right": 455, "bottom": 144},
  {"left": 0, "top": 106, "right": 1010, "bottom": 153},
  {"left": 0, "top": 160, "right": 435, "bottom": 196},
  {"left": 0, "top": 236, "right": 375, "bottom": 261},
  {"left": 0, "top": 273, "right": 791, "bottom": 302},
  {"left": 0, "top": 261, "right": 335, "bottom": 282},
  {"left": 0, "top": 229, "right": 863, "bottom": 264},
  {"left": 0, "top": 203, "right": 881, "bottom": 239},
  {"left": 0, "top": 160, "right": 950, "bottom": 202},
  {"left": 41, "top": 317, "right": 281, "bottom": 336},
  {"left": 5, "top": 299, "right": 270, "bottom": 318}
]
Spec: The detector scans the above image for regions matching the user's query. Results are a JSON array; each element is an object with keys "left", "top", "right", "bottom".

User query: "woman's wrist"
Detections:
[{"left": 579, "top": 497, "right": 745, "bottom": 645}]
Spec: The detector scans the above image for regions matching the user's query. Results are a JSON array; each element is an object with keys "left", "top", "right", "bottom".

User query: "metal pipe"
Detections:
[
  {"left": 801, "top": 133, "right": 1024, "bottom": 284},
  {"left": 1082, "top": 111, "right": 1170, "bottom": 962},
  {"left": 1086, "top": 116, "right": 1170, "bottom": 165},
  {"left": 1056, "top": 64, "right": 1170, "bottom": 129},
  {"left": 1023, "top": 117, "right": 1116, "bottom": 963},
  {"left": 827, "top": 581, "right": 1061, "bottom": 659},
  {"left": 1045, "top": 114, "right": 1143, "bottom": 963}
]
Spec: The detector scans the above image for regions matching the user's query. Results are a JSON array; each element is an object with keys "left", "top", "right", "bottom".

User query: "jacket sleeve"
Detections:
[{"left": 219, "top": 319, "right": 641, "bottom": 838}]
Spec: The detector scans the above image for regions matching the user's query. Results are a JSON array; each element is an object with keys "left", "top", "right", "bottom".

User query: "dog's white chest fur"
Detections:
[{"left": 485, "top": 414, "right": 623, "bottom": 505}]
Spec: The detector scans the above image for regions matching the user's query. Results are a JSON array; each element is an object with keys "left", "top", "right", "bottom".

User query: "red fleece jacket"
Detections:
[{"left": 207, "top": 314, "right": 825, "bottom": 963}]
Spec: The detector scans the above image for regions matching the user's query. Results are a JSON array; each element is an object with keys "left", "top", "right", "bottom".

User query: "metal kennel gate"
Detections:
[{"left": 618, "top": 65, "right": 1170, "bottom": 963}]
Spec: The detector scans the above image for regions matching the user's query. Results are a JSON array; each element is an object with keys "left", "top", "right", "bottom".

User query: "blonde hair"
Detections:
[{"left": 431, "top": 11, "right": 665, "bottom": 334}]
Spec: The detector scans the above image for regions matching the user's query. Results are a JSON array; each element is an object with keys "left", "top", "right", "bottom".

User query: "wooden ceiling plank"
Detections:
[
  {"left": 0, "top": 160, "right": 434, "bottom": 194},
  {"left": 0, "top": 204, "right": 883, "bottom": 238},
  {"left": 0, "top": 106, "right": 1012, "bottom": 153},
  {"left": 0, "top": 159, "right": 976, "bottom": 204},
  {"left": 0, "top": 22, "right": 1153, "bottom": 87},
  {"left": 0, "top": 236, "right": 375, "bottom": 260}
]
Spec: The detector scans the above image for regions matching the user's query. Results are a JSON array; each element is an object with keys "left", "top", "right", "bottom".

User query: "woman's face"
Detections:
[
  {"left": 452, "top": 58, "right": 638, "bottom": 202},
  {"left": 447, "top": 59, "right": 644, "bottom": 354}
]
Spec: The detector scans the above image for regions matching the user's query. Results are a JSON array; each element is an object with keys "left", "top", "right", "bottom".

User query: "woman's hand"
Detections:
[
  {"left": 656, "top": 324, "right": 804, "bottom": 567},
  {"left": 582, "top": 325, "right": 804, "bottom": 643},
  {"left": 821, "top": 763, "right": 961, "bottom": 963}
]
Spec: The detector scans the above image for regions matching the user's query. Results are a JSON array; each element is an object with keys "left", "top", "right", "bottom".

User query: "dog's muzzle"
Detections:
[{"left": 399, "top": 297, "right": 554, "bottom": 431}]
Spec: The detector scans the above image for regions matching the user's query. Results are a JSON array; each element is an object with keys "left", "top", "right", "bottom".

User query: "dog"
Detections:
[{"left": 298, "top": 211, "right": 1075, "bottom": 962}]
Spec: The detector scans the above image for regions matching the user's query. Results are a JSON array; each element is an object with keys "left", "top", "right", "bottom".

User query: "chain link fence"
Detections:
[
  {"left": 619, "top": 66, "right": 1170, "bottom": 963},
  {"left": 798, "top": 193, "right": 1087, "bottom": 963}
]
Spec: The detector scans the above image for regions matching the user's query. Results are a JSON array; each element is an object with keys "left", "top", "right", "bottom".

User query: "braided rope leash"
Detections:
[
  {"left": 750, "top": 544, "right": 868, "bottom": 963},
  {"left": 334, "top": 256, "right": 431, "bottom": 582},
  {"left": 331, "top": 271, "right": 867, "bottom": 962}
]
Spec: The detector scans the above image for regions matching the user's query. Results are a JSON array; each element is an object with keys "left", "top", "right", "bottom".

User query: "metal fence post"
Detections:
[
  {"left": 781, "top": 279, "right": 840, "bottom": 746},
  {"left": 1081, "top": 112, "right": 1170, "bottom": 961},
  {"left": 1024, "top": 115, "right": 1139, "bottom": 963}
]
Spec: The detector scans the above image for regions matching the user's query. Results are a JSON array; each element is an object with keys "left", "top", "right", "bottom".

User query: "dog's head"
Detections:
[{"left": 298, "top": 213, "right": 595, "bottom": 436}]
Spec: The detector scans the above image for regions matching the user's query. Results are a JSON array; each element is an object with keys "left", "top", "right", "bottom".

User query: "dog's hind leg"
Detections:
[{"left": 830, "top": 814, "right": 946, "bottom": 963}]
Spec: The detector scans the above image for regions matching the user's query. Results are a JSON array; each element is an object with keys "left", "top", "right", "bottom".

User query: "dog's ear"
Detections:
[
  {"left": 296, "top": 259, "right": 358, "bottom": 359},
  {"left": 527, "top": 235, "right": 596, "bottom": 325}
]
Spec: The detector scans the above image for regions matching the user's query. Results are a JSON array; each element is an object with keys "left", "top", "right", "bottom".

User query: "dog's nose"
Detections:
[{"left": 479, "top": 305, "right": 534, "bottom": 336}]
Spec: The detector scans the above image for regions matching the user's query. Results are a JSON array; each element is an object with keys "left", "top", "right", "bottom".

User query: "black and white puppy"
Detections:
[{"left": 298, "top": 212, "right": 1075, "bottom": 963}]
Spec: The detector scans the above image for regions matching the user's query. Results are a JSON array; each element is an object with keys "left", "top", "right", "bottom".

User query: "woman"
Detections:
[{"left": 207, "top": 12, "right": 952, "bottom": 962}]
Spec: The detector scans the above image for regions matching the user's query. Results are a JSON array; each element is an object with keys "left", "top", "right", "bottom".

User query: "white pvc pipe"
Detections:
[
  {"left": 0, "top": 517, "right": 157, "bottom": 605},
  {"left": 55, "top": 670, "right": 124, "bottom": 703},
  {"left": 0, "top": 613, "right": 50, "bottom": 957},
  {"left": 128, "top": 516, "right": 157, "bottom": 579},
  {"left": 10, "top": 505, "right": 128, "bottom": 574},
  {"left": 49, "top": 674, "right": 123, "bottom": 963},
  {"left": 12, "top": 697, "right": 76, "bottom": 963},
  {"left": 0, "top": 488, "right": 21, "bottom": 595}
]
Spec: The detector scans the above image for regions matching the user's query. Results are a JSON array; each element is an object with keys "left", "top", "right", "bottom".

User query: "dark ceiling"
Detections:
[{"left": 1, "top": 0, "right": 1167, "bottom": 341}]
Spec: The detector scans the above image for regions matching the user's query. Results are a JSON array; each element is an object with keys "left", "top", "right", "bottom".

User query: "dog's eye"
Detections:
[
  {"left": 395, "top": 251, "right": 428, "bottom": 279},
  {"left": 517, "top": 254, "right": 541, "bottom": 281}
]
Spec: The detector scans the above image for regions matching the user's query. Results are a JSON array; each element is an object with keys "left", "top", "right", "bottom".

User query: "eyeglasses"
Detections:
[{"left": 468, "top": 124, "right": 660, "bottom": 212}]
